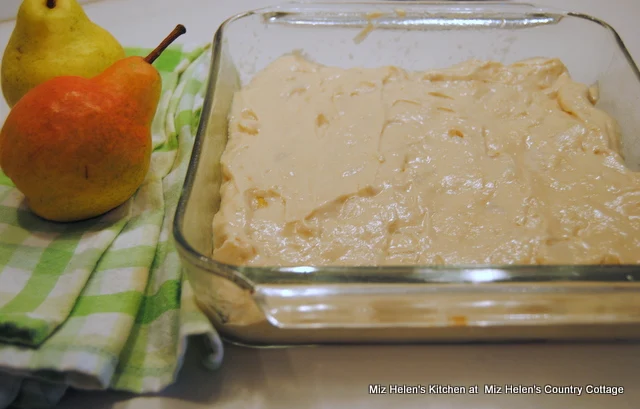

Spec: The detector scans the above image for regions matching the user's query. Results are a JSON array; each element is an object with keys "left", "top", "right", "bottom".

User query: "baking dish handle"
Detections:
[
  {"left": 252, "top": 282, "right": 640, "bottom": 329},
  {"left": 253, "top": 283, "right": 459, "bottom": 329}
]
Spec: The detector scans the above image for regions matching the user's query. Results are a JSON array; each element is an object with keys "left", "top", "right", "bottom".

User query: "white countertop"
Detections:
[
  {"left": 1, "top": 0, "right": 640, "bottom": 408},
  {"left": 65, "top": 342, "right": 640, "bottom": 409}
]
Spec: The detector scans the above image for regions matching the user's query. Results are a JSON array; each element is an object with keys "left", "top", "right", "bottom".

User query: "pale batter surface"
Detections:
[{"left": 212, "top": 55, "right": 640, "bottom": 266}]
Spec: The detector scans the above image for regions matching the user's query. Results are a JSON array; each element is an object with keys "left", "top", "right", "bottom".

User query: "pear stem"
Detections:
[
  {"left": 144, "top": 25, "right": 187, "bottom": 64},
  {"left": 46, "top": 0, "right": 56, "bottom": 8}
]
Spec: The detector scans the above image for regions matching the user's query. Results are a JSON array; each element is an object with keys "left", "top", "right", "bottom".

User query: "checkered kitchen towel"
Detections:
[{"left": 0, "top": 44, "right": 222, "bottom": 408}]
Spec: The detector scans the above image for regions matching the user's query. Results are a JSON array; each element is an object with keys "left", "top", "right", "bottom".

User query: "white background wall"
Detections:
[{"left": 0, "top": 0, "right": 96, "bottom": 21}]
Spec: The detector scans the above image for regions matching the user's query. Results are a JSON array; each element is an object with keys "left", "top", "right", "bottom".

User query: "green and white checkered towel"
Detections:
[{"left": 0, "top": 44, "right": 222, "bottom": 409}]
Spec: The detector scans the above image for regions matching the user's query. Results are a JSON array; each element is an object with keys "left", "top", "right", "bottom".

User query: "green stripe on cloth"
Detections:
[
  {"left": 0, "top": 44, "right": 221, "bottom": 408},
  {"left": 72, "top": 292, "right": 143, "bottom": 317},
  {"left": 0, "top": 173, "right": 14, "bottom": 187}
]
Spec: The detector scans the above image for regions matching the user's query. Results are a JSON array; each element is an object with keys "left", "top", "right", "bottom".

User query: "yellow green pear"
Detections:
[{"left": 1, "top": 0, "right": 125, "bottom": 107}]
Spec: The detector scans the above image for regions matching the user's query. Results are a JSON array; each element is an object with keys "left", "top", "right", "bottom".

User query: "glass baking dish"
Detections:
[{"left": 173, "top": 1, "right": 640, "bottom": 346}]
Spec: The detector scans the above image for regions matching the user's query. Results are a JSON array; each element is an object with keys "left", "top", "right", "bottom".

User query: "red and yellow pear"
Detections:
[{"left": 0, "top": 25, "right": 186, "bottom": 222}]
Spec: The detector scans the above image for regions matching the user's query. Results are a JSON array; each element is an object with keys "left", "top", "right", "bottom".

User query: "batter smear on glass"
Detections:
[{"left": 212, "top": 55, "right": 640, "bottom": 266}]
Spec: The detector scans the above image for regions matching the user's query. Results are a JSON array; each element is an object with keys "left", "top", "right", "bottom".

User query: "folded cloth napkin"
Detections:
[{"left": 0, "top": 44, "right": 223, "bottom": 409}]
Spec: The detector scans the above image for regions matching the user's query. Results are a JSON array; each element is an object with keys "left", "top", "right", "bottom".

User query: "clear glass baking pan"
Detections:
[{"left": 173, "top": 1, "right": 640, "bottom": 346}]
